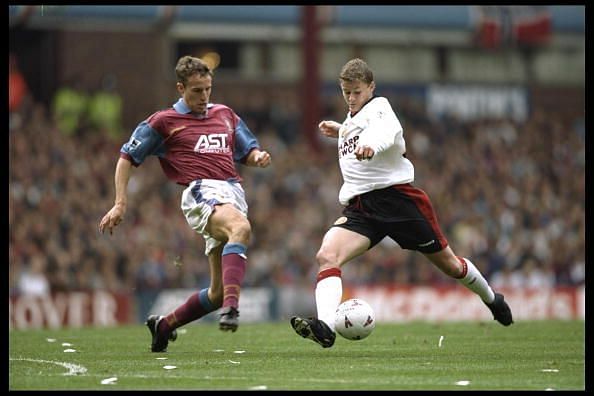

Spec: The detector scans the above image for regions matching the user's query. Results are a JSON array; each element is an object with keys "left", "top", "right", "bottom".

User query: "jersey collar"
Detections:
[
  {"left": 173, "top": 98, "right": 213, "bottom": 117},
  {"left": 349, "top": 95, "right": 378, "bottom": 118}
]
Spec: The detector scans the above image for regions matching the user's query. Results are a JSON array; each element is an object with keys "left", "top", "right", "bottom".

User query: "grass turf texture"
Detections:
[{"left": 9, "top": 320, "right": 584, "bottom": 390}]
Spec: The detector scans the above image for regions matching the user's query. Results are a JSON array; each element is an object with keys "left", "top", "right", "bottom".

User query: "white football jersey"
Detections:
[{"left": 337, "top": 96, "right": 414, "bottom": 205}]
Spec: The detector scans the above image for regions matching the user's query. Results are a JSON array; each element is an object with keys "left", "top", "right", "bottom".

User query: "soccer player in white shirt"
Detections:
[{"left": 291, "top": 58, "right": 512, "bottom": 348}]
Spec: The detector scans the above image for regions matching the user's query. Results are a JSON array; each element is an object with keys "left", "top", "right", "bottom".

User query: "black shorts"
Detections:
[{"left": 332, "top": 184, "right": 448, "bottom": 254}]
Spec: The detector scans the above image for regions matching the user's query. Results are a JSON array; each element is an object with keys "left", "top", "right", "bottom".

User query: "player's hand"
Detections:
[
  {"left": 319, "top": 120, "right": 341, "bottom": 138},
  {"left": 354, "top": 145, "right": 375, "bottom": 161},
  {"left": 253, "top": 150, "right": 271, "bottom": 168},
  {"left": 99, "top": 203, "right": 126, "bottom": 235}
]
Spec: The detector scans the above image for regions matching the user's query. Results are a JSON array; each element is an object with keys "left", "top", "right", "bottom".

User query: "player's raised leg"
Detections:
[{"left": 424, "top": 247, "right": 513, "bottom": 326}]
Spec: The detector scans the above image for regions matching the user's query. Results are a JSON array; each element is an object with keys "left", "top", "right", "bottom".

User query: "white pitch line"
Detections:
[
  {"left": 64, "top": 372, "right": 416, "bottom": 387},
  {"left": 10, "top": 358, "right": 87, "bottom": 376}
]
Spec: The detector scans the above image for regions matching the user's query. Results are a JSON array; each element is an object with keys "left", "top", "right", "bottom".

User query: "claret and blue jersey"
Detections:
[{"left": 120, "top": 98, "right": 260, "bottom": 186}]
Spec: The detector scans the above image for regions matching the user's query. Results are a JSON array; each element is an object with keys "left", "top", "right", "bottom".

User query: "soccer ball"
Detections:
[{"left": 334, "top": 298, "right": 375, "bottom": 341}]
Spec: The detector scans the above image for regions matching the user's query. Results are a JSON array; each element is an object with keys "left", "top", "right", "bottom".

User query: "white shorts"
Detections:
[{"left": 181, "top": 179, "right": 248, "bottom": 256}]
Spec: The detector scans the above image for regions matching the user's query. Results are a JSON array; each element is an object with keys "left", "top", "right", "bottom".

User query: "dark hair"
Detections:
[
  {"left": 339, "top": 58, "right": 374, "bottom": 85},
  {"left": 175, "top": 56, "right": 213, "bottom": 85}
]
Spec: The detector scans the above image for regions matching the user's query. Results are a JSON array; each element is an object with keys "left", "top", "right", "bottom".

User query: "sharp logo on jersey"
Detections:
[
  {"left": 194, "top": 133, "right": 230, "bottom": 154},
  {"left": 338, "top": 135, "right": 359, "bottom": 158}
]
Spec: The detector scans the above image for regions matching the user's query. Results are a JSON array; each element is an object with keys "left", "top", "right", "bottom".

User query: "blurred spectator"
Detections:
[
  {"left": 516, "top": 256, "right": 555, "bottom": 288},
  {"left": 490, "top": 263, "right": 524, "bottom": 290},
  {"left": 17, "top": 255, "right": 50, "bottom": 296},
  {"left": 9, "top": 52, "right": 30, "bottom": 131},
  {"left": 9, "top": 53, "right": 29, "bottom": 113},
  {"left": 135, "top": 247, "right": 169, "bottom": 322},
  {"left": 569, "top": 257, "right": 585, "bottom": 286},
  {"left": 52, "top": 77, "right": 89, "bottom": 136},
  {"left": 87, "top": 74, "right": 123, "bottom": 141}
]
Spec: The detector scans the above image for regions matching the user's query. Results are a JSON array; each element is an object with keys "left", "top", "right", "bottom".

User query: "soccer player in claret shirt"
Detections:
[
  {"left": 290, "top": 58, "right": 513, "bottom": 348},
  {"left": 99, "top": 55, "right": 271, "bottom": 352}
]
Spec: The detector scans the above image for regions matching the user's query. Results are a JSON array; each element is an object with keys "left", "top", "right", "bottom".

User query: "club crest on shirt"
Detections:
[{"left": 169, "top": 125, "right": 187, "bottom": 137}]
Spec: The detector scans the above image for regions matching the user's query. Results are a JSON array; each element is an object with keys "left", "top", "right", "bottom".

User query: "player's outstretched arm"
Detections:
[
  {"left": 245, "top": 149, "right": 272, "bottom": 168},
  {"left": 319, "top": 120, "right": 341, "bottom": 138},
  {"left": 99, "top": 157, "right": 132, "bottom": 235}
]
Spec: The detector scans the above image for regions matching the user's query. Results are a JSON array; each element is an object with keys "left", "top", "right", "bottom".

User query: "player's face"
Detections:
[
  {"left": 177, "top": 73, "right": 212, "bottom": 115},
  {"left": 340, "top": 80, "right": 375, "bottom": 114}
]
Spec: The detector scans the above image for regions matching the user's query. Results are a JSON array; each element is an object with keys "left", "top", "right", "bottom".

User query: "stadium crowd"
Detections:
[{"left": 9, "top": 85, "right": 585, "bottom": 309}]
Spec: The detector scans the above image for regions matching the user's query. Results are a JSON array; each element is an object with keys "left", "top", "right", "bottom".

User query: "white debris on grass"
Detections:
[
  {"left": 155, "top": 357, "right": 168, "bottom": 360},
  {"left": 213, "top": 349, "right": 224, "bottom": 352},
  {"left": 61, "top": 343, "right": 72, "bottom": 346},
  {"left": 9, "top": 358, "right": 87, "bottom": 376},
  {"left": 248, "top": 385, "right": 268, "bottom": 390},
  {"left": 100, "top": 377, "right": 118, "bottom": 385},
  {"left": 63, "top": 349, "right": 77, "bottom": 353},
  {"left": 541, "top": 369, "right": 559, "bottom": 373},
  {"left": 234, "top": 350, "right": 246, "bottom": 354},
  {"left": 163, "top": 365, "right": 177, "bottom": 370},
  {"left": 46, "top": 338, "right": 56, "bottom": 343},
  {"left": 228, "top": 360, "right": 240, "bottom": 364},
  {"left": 455, "top": 380, "right": 470, "bottom": 386},
  {"left": 438, "top": 336, "right": 444, "bottom": 348}
]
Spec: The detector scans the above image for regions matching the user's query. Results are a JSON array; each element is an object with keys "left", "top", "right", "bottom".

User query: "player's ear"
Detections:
[
  {"left": 176, "top": 82, "right": 185, "bottom": 96},
  {"left": 369, "top": 81, "right": 376, "bottom": 92}
]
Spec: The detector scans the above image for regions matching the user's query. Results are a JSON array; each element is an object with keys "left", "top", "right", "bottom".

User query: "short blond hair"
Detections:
[{"left": 339, "top": 58, "right": 374, "bottom": 85}]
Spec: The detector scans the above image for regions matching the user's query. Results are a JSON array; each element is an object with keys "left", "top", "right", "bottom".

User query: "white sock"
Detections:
[
  {"left": 315, "top": 269, "right": 343, "bottom": 332},
  {"left": 457, "top": 257, "right": 495, "bottom": 304}
]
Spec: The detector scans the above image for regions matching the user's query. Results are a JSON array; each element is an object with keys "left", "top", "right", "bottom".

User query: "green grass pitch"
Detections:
[{"left": 9, "top": 319, "right": 584, "bottom": 390}]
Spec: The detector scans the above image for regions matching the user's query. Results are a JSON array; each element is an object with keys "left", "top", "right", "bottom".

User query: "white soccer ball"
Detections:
[{"left": 334, "top": 298, "right": 375, "bottom": 341}]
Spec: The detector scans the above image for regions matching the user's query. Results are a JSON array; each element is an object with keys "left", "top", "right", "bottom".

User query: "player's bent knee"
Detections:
[
  {"left": 316, "top": 248, "right": 339, "bottom": 268},
  {"left": 231, "top": 220, "right": 252, "bottom": 243}
]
